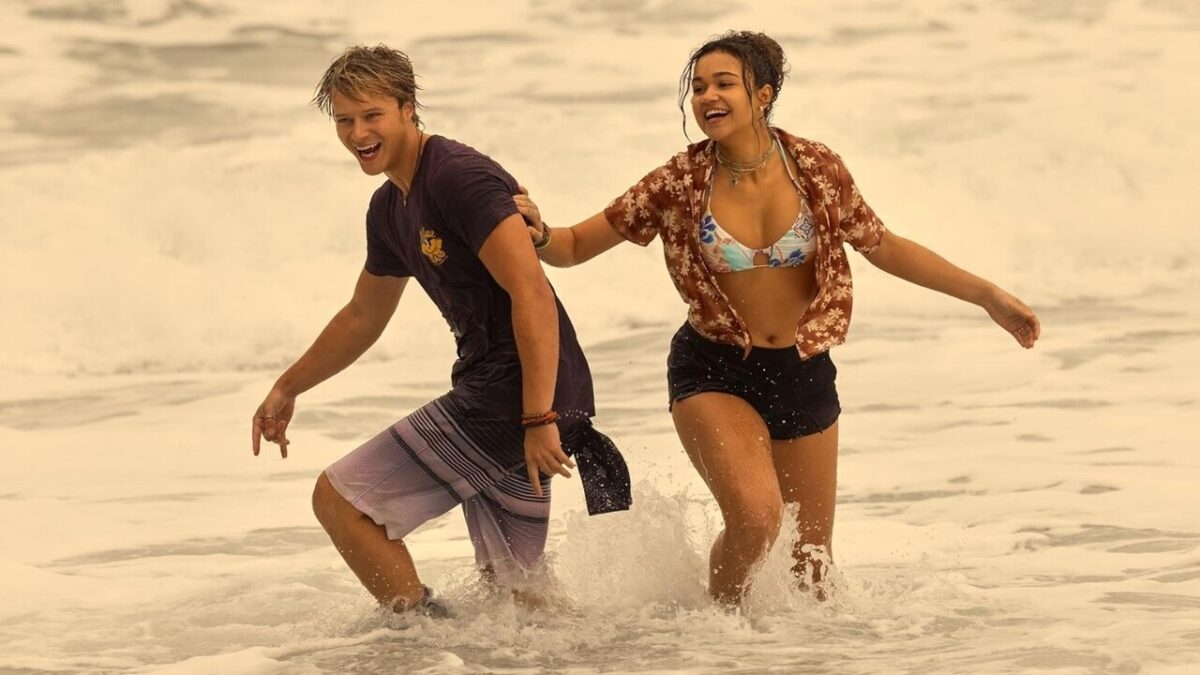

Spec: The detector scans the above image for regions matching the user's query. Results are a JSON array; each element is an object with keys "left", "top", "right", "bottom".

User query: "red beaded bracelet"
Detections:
[{"left": 520, "top": 410, "right": 559, "bottom": 428}]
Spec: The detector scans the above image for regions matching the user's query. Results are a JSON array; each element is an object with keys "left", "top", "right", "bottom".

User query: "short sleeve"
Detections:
[
  {"left": 428, "top": 156, "right": 520, "bottom": 254},
  {"left": 602, "top": 152, "right": 690, "bottom": 247},
  {"left": 830, "top": 150, "right": 887, "bottom": 254},
  {"left": 364, "top": 186, "right": 410, "bottom": 277}
]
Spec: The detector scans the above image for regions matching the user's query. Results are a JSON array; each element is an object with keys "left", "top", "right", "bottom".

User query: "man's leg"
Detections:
[
  {"left": 312, "top": 472, "right": 425, "bottom": 609},
  {"left": 315, "top": 396, "right": 494, "bottom": 613},
  {"left": 462, "top": 467, "right": 554, "bottom": 602}
]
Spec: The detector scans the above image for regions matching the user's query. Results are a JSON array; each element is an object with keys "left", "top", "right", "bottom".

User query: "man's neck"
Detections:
[{"left": 385, "top": 127, "right": 425, "bottom": 193}]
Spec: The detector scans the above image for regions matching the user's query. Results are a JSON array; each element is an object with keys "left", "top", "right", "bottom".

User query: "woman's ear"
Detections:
[{"left": 758, "top": 84, "right": 774, "bottom": 107}]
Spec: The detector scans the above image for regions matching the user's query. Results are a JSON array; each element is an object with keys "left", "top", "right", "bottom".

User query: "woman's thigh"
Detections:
[
  {"left": 770, "top": 422, "right": 839, "bottom": 545},
  {"left": 671, "top": 391, "right": 782, "bottom": 518}
]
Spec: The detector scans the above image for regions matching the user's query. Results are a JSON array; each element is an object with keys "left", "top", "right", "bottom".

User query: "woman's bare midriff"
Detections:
[{"left": 713, "top": 262, "right": 818, "bottom": 347}]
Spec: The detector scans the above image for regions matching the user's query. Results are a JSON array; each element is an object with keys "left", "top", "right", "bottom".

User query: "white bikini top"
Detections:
[{"left": 698, "top": 136, "right": 816, "bottom": 273}]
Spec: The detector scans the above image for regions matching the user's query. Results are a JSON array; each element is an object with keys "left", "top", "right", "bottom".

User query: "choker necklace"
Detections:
[{"left": 716, "top": 140, "right": 775, "bottom": 187}]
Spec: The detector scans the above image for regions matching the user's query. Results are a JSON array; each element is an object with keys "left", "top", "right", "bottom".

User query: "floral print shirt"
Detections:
[{"left": 603, "top": 127, "right": 887, "bottom": 359}]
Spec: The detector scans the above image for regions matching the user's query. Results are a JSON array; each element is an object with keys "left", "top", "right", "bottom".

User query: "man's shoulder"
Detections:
[
  {"left": 368, "top": 180, "right": 396, "bottom": 214},
  {"left": 424, "top": 135, "right": 515, "bottom": 187}
]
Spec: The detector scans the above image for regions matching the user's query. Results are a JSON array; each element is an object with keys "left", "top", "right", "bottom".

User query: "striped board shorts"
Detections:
[{"left": 324, "top": 392, "right": 553, "bottom": 584}]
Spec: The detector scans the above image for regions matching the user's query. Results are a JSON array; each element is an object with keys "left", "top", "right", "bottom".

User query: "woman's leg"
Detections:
[
  {"left": 770, "top": 421, "right": 839, "bottom": 588},
  {"left": 672, "top": 392, "right": 783, "bottom": 604}
]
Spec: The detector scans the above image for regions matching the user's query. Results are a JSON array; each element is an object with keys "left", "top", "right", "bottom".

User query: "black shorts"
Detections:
[{"left": 667, "top": 322, "right": 841, "bottom": 441}]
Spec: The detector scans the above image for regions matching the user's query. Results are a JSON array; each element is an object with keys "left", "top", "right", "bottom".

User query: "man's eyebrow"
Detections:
[{"left": 334, "top": 107, "right": 384, "bottom": 117}]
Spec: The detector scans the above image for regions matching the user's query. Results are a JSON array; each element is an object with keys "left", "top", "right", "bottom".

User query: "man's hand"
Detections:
[
  {"left": 513, "top": 186, "right": 544, "bottom": 243},
  {"left": 523, "top": 423, "right": 574, "bottom": 497},
  {"left": 252, "top": 387, "right": 296, "bottom": 458}
]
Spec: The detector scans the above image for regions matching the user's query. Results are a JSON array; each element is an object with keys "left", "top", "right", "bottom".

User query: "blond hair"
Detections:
[{"left": 312, "top": 44, "right": 423, "bottom": 126}]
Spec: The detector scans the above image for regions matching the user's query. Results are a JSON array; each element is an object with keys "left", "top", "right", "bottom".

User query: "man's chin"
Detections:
[{"left": 357, "top": 161, "right": 385, "bottom": 176}]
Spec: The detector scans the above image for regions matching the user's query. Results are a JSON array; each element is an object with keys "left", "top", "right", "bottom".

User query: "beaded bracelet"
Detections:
[
  {"left": 533, "top": 224, "right": 552, "bottom": 250},
  {"left": 520, "top": 410, "right": 559, "bottom": 428}
]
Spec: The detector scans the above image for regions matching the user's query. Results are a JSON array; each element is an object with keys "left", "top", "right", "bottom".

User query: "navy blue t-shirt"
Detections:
[{"left": 364, "top": 135, "right": 595, "bottom": 421}]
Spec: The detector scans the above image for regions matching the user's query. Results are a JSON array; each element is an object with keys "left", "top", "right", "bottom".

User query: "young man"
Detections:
[{"left": 251, "top": 45, "right": 628, "bottom": 614}]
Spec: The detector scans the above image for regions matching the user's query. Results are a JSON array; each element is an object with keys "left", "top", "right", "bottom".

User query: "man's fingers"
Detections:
[
  {"left": 539, "top": 453, "right": 572, "bottom": 479},
  {"left": 555, "top": 448, "right": 575, "bottom": 470},
  {"left": 277, "top": 420, "right": 290, "bottom": 459},
  {"left": 527, "top": 463, "right": 543, "bottom": 497},
  {"left": 516, "top": 184, "right": 529, "bottom": 196},
  {"left": 252, "top": 418, "right": 262, "bottom": 456}
]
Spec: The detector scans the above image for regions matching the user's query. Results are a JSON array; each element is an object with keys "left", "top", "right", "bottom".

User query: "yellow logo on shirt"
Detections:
[{"left": 420, "top": 228, "right": 447, "bottom": 265}]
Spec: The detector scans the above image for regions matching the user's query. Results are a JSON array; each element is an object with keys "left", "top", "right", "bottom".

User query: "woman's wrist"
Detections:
[
  {"left": 974, "top": 281, "right": 1003, "bottom": 308},
  {"left": 533, "top": 222, "right": 552, "bottom": 250}
]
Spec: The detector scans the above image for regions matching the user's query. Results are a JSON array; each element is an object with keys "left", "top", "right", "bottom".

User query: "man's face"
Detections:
[{"left": 331, "top": 90, "right": 411, "bottom": 176}]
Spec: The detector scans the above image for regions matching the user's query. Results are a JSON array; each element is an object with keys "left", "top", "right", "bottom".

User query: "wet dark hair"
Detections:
[{"left": 677, "top": 31, "right": 788, "bottom": 139}]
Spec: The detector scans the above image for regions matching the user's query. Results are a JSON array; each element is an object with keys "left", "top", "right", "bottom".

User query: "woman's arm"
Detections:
[
  {"left": 514, "top": 192, "right": 626, "bottom": 267},
  {"left": 864, "top": 231, "right": 1041, "bottom": 348}
]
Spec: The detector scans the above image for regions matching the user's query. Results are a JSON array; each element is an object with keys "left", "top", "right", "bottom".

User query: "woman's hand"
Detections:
[
  {"left": 984, "top": 287, "right": 1041, "bottom": 349},
  {"left": 513, "top": 186, "right": 544, "bottom": 243}
]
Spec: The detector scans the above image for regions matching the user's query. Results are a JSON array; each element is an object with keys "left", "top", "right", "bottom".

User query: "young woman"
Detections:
[{"left": 516, "top": 31, "right": 1040, "bottom": 605}]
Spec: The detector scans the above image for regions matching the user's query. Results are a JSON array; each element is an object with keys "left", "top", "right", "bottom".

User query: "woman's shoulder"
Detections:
[
  {"left": 773, "top": 127, "right": 844, "bottom": 167},
  {"left": 631, "top": 140, "right": 710, "bottom": 183}
]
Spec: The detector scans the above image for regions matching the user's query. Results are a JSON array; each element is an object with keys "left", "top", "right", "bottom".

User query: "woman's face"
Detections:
[{"left": 690, "top": 51, "right": 768, "bottom": 142}]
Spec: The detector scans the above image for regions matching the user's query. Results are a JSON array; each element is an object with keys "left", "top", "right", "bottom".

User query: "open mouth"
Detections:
[
  {"left": 704, "top": 109, "right": 730, "bottom": 124},
  {"left": 356, "top": 142, "right": 382, "bottom": 160}
]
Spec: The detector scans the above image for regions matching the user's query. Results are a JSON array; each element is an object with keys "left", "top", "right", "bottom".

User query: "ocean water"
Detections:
[{"left": 1, "top": 0, "right": 1198, "bottom": 673}]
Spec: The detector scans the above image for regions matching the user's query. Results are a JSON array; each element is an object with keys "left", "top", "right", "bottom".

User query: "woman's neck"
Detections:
[{"left": 716, "top": 125, "right": 773, "bottom": 164}]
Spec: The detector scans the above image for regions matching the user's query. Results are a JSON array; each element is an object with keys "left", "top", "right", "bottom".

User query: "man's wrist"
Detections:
[
  {"left": 273, "top": 378, "right": 299, "bottom": 399},
  {"left": 521, "top": 410, "right": 559, "bottom": 428}
]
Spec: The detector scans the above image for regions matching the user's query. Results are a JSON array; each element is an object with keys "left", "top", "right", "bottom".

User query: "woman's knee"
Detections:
[{"left": 725, "top": 496, "right": 784, "bottom": 547}]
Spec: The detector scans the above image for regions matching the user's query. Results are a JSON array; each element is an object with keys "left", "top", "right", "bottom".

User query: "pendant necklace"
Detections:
[{"left": 716, "top": 140, "right": 775, "bottom": 187}]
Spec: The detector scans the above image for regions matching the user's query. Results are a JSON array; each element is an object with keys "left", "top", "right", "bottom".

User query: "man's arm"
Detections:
[
  {"left": 477, "top": 212, "right": 574, "bottom": 495},
  {"left": 252, "top": 269, "right": 407, "bottom": 457},
  {"left": 863, "top": 231, "right": 1040, "bottom": 348}
]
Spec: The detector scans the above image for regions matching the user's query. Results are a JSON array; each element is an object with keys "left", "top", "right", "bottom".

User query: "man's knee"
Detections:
[{"left": 312, "top": 472, "right": 354, "bottom": 529}]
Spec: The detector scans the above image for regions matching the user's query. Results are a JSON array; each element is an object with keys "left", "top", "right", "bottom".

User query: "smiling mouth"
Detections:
[
  {"left": 355, "top": 142, "right": 382, "bottom": 160},
  {"left": 704, "top": 109, "right": 730, "bottom": 123}
]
